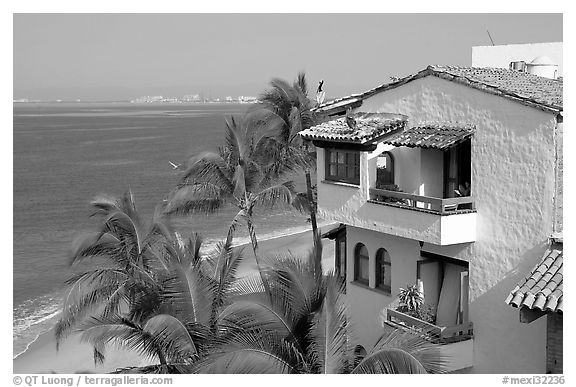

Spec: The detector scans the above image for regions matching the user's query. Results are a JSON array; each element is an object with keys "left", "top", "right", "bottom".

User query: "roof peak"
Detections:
[{"left": 318, "top": 64, "right": 562, "bottom": 114}]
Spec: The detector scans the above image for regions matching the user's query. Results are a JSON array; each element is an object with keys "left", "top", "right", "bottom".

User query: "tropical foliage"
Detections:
[
  {"left": 189, "top": 239, "right": 446, "bottom": 374},
  {"left": 251, "top": 73, "right": 320, "bottom": 247},
  {"left": 164, "top": 115, "right": 309, "bottom": 293},
  {"left": 56, "top": 192, "right": 245, "bottom": 371}
]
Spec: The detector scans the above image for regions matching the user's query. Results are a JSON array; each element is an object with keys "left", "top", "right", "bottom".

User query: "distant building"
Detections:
[
  {"left": 472, "top": 42, "right": 562, "bottom": 78},
  {"left": 183, "top": 94, "right": 201, "bottom": 102},
  {"left": 130, "top": 95, "right": 165, "bottom": 103},
  {"left": 238, "top": 96, "right": 258, "bottom": 103}
]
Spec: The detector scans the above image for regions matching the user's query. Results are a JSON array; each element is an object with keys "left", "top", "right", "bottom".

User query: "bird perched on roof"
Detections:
[
  {"left": 345, "top": 107, "right": 356, "bottom": 129},
  {"left": 316, "top": 80, "right": 326, "bottom": 106}
]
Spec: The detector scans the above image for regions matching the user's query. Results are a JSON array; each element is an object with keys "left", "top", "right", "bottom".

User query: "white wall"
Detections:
[
  {"left": 346, "top": 75, "right": 558, "bottom": 373},
  {"left": 471, "top": 42, "right": 563, "bottom": 76}
]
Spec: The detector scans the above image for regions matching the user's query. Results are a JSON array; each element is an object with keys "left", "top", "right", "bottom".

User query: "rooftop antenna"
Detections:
[{"left": 486, "top": 30, "right": 495, "bottom": 46}]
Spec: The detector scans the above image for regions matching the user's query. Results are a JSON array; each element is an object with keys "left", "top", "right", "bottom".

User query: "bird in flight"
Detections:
[{"left": 168, "top": 161, "right": 181, "bottom": 170}]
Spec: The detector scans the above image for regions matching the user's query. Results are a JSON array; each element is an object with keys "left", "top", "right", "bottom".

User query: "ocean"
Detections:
[{"left": 13, "top": 102, "right": 318, "bottom": 357}]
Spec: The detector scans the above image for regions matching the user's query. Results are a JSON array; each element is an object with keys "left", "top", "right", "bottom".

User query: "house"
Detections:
[{"left": 300, "top": 64, "right": 563, "bottom": 373}]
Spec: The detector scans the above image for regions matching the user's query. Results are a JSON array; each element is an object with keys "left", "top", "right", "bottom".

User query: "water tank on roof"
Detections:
[{"left": 525, "top": 56, "right": 558, "bottom": 79}]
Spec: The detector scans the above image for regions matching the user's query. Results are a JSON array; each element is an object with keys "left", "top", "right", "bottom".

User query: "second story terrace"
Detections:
[{"left": 300, "top": 113, "right": 478, "bottom": 245}]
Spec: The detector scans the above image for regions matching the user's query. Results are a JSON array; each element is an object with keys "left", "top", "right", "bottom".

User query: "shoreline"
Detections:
[
  {"left": 13, "top": 224, "right": 337, "bottom": 373},
  {"left": 13, "top": 220, "right": 334, "bottom": 359}
]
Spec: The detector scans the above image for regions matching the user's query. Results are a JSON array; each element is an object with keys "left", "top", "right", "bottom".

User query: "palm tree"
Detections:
[
  {"left": 55, "top": 191, "right": 171, "bottom": 353},
  {"left": 164, "top": 115, "right": 308, "bottom": 294},
  {"left": 57, "top": 190, "right": 248, "bottom": 371},
  {"left": 191, "top": 239, "right": 446, "bottom": 374},
  {"left": 75, "top": 232, "right": 244, "bottom": 372},
  {"left": 252, "top": 73, "right": 320, "bottom": 252}
]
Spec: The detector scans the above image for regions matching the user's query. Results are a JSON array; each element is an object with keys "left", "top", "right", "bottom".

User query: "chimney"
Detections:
[{"left": 509, "top": 61, "right": 526, "bottom": 72}]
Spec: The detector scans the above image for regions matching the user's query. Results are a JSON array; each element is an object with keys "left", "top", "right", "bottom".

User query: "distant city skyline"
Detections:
[{"left": 13, "top": 14, "right": 562, "bottom": 101}]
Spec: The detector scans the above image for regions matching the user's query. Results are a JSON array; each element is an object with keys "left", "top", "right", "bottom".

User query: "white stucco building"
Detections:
[
  {"left": 472, "top": 42, "right": 562, "bottom": 78},
  {"left": 301, "top": 65, "right": 563, "bottom": 373}
]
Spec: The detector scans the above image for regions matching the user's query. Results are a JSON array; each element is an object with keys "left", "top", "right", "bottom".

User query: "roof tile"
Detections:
[
  {"left": 382, "top": 123, "right": 475, "bottom": 150},
  {"left": 505, "top": 247, "right": 563, "bottom": 313},
  {"left": 299, "top": 112, "right": 407, "bottom": 144},
  {"left": 317, "top": 65, "right": 563, "bottom": 113}
]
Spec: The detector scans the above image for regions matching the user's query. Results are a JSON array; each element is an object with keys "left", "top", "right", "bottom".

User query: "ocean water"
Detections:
[{"left": 13, "top": 102, "right": 318, "bottom": 357}]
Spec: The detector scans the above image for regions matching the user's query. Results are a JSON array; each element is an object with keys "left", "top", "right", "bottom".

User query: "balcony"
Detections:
[
  {"left": 385, "top": 308, "right": 474, "bottom": 372},
  {"left": 342, "top": 187, "right": 476, "bottom": 245},
  {"left": 369, "top": 187, "right": 475, "bottom": 215},
  {"left": 386, "top": 308, "right": 473, "bottom": 343}
]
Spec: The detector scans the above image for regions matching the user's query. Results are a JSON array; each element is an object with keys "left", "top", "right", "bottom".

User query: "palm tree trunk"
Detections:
[
  {"left": 245, "top": 209, "right": 272, "bottom": 298},
  {"left": 305, "top": 169, "right": 320, "bottom": 259},
  {"left": 157, "top": 349, "right": 167, "bottom": 366}
]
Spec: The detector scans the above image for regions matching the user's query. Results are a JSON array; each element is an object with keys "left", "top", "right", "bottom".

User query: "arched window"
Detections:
[
  {"left": 376, "top": 151, "right": 394, "bottom": 188},
  {"left": 354, "top": 243, "right": 369, "bottom": 284},
  {"left": 375, "top": 248, "right": 391, "bottom": 293}
]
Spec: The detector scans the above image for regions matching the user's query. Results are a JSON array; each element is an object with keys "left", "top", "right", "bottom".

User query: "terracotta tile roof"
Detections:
[
  {"left": 299, "top": 112, "right": 407, "bottom": 144},
  {"left": 382, "top": 123, "right": 475, "bottom": 150},
  {"left": 505, "top": 247, "right": 563, "bottom": 313},
  {"left": 316, "top": 65, "right": 563, "bottom": 113}
]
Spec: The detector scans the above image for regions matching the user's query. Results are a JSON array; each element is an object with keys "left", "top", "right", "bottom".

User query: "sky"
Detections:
[{"left": 13, "top": 13, "right": 563, "bottom": 101}]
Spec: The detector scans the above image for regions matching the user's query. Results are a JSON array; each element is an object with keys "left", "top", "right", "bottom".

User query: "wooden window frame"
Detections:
[
  {"left": 354, "top": 243, "right": 369, "bottom": 285},
  {"left": 376, "top": 151, "right": 395, "bottom": 187},
  {"left": 335, "top": 232, "right": 347, "bottom": 281},
  {"left": 325, "top": 148, "right": 360, "bottom": 185},
  {"left": 375, "top": 248, "right": 392, "bottom": 294},
  {"left": 417, "top": 251, "right": 470, "bottom": 324}
]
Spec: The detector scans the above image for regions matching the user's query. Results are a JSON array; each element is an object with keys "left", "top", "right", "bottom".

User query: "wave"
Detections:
[{"left": 13, "top": 292, "right": 63, "bottom": 358}]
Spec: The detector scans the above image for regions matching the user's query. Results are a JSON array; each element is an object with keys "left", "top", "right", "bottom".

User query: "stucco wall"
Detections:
[{"left": 343, "top": 75, "right": 558, "bottom": 373}]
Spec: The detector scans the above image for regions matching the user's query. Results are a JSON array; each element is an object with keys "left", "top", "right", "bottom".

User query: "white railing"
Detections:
[{"left": 369, "top": 188, "right": 475, "bottom": 215}]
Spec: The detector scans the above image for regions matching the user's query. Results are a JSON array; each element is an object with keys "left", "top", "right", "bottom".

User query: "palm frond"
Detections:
[
  {"left": 192, "top": 330, "right": 302, "bottom": 374},
  {"left": 76, "top": 316, "right": 164, "bottom": 364},
  {"left": 253, "top": 181, "right": 295, "bottom": 210},
  {"left": 164, "top": 184, "right": 225, "bottom": 216},
  {"left": 179, "top": 151, "right": 233, "bottom": 191},
  {"left": 351, "top": 348, "right": 428, "bottom": 374},
  {"left": 160, "top": 254, "right": 214, "bottom": 325},
  {"left": 370, "top": 324, "right": 448, "bottom": 373},
  {"left": 294, "top": 72, "right": 308, "bottom": 96},
  {"left": 224, "top": 116, "right": 246, "bottom": 166},
  {"left": 68, "top": 232, "right": 121, "bottom": 267},
  {"left": 307, "top": 275, "right": 351, "bottom": 373},
  {"left": 142, "top": 314, "right": 199, "bottom": 362}
]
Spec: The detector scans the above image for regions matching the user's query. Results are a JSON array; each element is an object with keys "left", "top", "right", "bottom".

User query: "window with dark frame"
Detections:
[
  {"left": 354, "top": 243, "right": 369, "bottom": 285},
  {"left": 335, "top": 233, "right": 347, "bottom": 281},
  {"left": 325, "top": 149, "right": 360, "bottom": 185},
  {"left": 376, "top": 151, "right": 395, "bottom": 187},
  {"left": 375, "top": 248, "right": 392, "bottom": 293}
]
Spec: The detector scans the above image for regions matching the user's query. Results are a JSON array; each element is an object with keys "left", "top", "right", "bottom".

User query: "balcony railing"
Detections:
[
  {"left": 386, "top": 309, "right": 473, "bottom": 344},
  {"left": 369, "top": 188, "right": 475, "bottom": 215}
]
